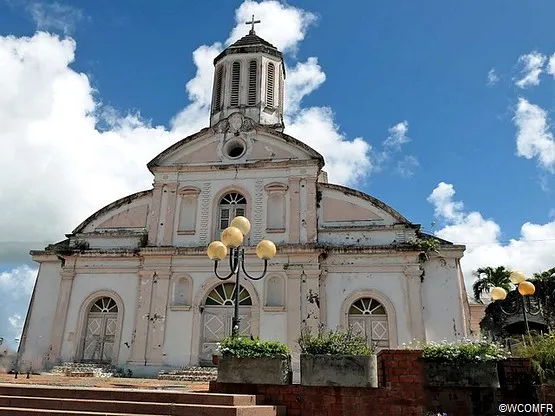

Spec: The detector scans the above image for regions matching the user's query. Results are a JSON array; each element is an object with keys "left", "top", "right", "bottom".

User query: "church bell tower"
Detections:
[{"left": 210, "top": 16, "right": 285, "bottom": 131}]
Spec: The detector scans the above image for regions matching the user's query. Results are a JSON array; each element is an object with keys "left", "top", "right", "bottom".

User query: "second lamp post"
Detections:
[
  {"left": 491, "top": 271, "right": 539, "bottom": 335},
  {"left": 206, "top": 216, "right": 276, "bottom": 337}
]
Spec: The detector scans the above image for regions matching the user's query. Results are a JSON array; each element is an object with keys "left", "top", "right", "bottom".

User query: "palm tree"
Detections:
[
  {"left": 532, "top": 267, "right": 555, "bottom": 281},
  {"left": 472, "top": 266, "right": 512, "bottom": 304}
]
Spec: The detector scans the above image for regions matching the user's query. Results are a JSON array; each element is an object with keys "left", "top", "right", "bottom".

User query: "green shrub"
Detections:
[
  {"left": 217, "top": 336, "right": 290, "bottom": 359},
  {"left": 419, "top": 339, "right": 509, "bottom": 363},
  {"left": 515, "top": 333, "right": 555, "bottom": 383},
  {"left": 298, "top": 325, "right": 373, "bottom": 356}
]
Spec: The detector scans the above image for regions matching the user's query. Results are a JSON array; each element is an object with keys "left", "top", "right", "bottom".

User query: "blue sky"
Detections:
[
  {"left": 1, "top": 0, "right": 555, "bottom": 346},
  {"left": 3, "top": 0, "right": 553, "bottom": 234}
]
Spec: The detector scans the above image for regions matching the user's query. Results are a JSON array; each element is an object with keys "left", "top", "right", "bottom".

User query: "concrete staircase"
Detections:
[
  {"left": 0, "top": 383, "right": 285, "bottom": 415},
  {"left": 158, "top": 366, "right": 218, "bottom": 382},
  {"left": 49, "top": 362, "right": 129, "bottom": 378}
]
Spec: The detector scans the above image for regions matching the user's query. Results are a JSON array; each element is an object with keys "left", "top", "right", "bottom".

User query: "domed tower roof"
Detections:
[
  {"left": 213, "top": 32, "right": 282, "bottom": 64},
  {"left": 210, "top": 16, "right": 286, "bottom": 131}
]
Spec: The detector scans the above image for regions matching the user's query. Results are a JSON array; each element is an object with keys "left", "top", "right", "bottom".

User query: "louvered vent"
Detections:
[
  {"left": 248, "top": 60, "right": 257, "bottom": 105},
  {"left": 395, "top": 231, "right": 406, "bottom": 243},
  {"left": 267, "top": 63, "right": 275, "bottom": 108},
  {"left": 213, "top": 66, "right": 224, "bottom": 112},
  {"left": 230, "top": 62, "right": 241, "bottom": 107}
]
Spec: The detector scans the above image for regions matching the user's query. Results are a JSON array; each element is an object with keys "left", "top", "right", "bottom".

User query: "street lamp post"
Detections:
[
  {"left": 206, "top": 216, "right": 276, "bottom": 338},
  {"left": 491, "top": 271, "right": 541, "bottom": 335}
]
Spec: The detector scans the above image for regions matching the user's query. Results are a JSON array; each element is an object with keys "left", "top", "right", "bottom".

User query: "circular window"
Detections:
[{"left": 224, "top": 139, "right": 246, "bottom": 159}]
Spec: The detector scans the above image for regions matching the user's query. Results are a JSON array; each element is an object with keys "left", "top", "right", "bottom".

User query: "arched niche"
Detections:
[
  {"left": 265, "top": 182, "right": 288, "bottom": 233},
  {"left": 264, "top": 275, "right": 286, "bottom": 311},
  {"left": 170, "top": 275, "right": 193, "bottom": 310},
  {"left": 177, "top": 186, "right": 201, "bottom": 235}
]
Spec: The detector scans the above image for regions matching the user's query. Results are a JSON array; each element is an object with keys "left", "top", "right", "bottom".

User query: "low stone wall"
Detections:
[{"left": 209, "top": 350, "right": 555, "bottom": 416}]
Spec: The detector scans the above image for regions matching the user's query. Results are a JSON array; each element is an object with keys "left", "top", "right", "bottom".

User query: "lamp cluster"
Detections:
[
  {"left": 491, "top": 271, "right": 536, "bottom": 301},
  {"left": 207, "top": 216, "right": 276, "bottom": 260}
]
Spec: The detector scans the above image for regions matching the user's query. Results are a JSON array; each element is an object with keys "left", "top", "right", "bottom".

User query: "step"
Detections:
[
  {"left": 0, "top": 396, "right": 282, "bottom": 416},
  {"left": 0, "top": 384, "right": 261, "bottom": 406},
  {"left": 0, "top": 408, "right": 162, "bottom": 416}
]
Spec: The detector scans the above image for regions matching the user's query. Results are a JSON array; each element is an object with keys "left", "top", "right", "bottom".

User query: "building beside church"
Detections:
[{"left": 19, "top": 22, "right": 471, "bottom": 377}]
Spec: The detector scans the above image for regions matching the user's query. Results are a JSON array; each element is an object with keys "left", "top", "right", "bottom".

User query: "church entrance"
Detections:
[
  {"left": 348, "top": 297, "right": 390, "bottom": 350},
  {"left": 81, "top": 297, "right": 119, "bottom": 363},
  {"left": 200, "top": 283, "right": 252, "bottom": 366}
]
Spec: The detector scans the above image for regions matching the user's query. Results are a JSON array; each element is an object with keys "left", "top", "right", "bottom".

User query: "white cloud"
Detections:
[
  {"left": 428, "top": 182, "right": 555, "bottom": 289},
  {"left": 285, "top": 57, "right": 326, "bottom": 113},
  {"left": 286, "top": 107, "right": 372, "bottom": 184},
  {"left": 0, "top": 266, "right": 37, "bottom": 348},
  {"left": 547, "top": 53, "right": 555, "bottom": 77},
  {"left": 0, "top": 1, "right": 377, "bottom": 340},
  {"left": 27, "top": 2, "right": 84, "bottom": 34},
  {"left": 384, "top": 121, "right": 410, "bottom": 149},
  {"left": 226, "top": 0, "right": 317, "bottom": 54},
  {"left": 487, "top": 68, "right": 499, "bottom": 86},
  {"left": 396, "top": 155, "right": 419, "bottom": 178},
  {"left": 513, "top": 98, "right": 555, "bottom": 172},
  {"left": 515, "top": 51, "right": 546, "bottom": 88},
  {"left": 372, "top": 121, "right": 417, "bottom": 177}
]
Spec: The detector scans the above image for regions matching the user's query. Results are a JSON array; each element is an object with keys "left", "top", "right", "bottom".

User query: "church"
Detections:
[{"left": 19, "top": 19, "right": 471, "bottom": 377}]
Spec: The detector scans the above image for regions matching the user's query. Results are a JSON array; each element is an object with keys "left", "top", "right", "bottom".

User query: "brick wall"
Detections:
[
  {"left": 211, "top": 350, "right": 424, "bottom": 416},
  {"left": 209, "top": 350, "right": 554, "bottom": 416}
]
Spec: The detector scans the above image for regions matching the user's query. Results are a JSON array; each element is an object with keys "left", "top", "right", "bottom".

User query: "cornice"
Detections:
[{"left": 31, "top": 242, "right": 464, "bottom": 259}]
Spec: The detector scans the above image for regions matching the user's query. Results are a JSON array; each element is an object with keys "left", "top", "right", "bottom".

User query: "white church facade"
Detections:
[{"left": 19, "top": 23, "right": 471, "bottom": 376}]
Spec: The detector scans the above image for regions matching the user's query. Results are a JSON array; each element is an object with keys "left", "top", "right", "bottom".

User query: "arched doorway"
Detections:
[
  {"left": 81, "top": 297, "right": 119, "bottom": 363},
  {"left": 200, "top": 282, "right": 252, "bottom": 365},
  {"left": 348, "top": 297, "right": 390, "bottom": 350}
]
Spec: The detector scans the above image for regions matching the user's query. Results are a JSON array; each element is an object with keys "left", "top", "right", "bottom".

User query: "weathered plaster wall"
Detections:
[
  {"left": 421, "top": 256, "right": 469, "bottom": 341},
  {"left": 60, "top": 273, "right": 138, "bottom": 365},
  {"left": 20, "top": 261, "right": 61, "bottom": 370},
  {"left": 161, "top": 166, "right": 318, "bottom": 248},
  {"left": 325, "top": 256, "right": 412, "bottom": 345}
]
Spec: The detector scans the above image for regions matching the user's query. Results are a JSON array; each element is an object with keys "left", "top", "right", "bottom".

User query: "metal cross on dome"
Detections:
[{"left": 245, "top": 15, "right": 261, "bottom": 34}]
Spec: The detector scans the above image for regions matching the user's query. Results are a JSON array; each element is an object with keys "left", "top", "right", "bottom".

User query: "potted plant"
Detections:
[
  {"left": 216, "top": 335, "right": 292, "bottom": 385},
  {"left": 515, "top": 333, "right": 555, "bottom": 385},
  {"left": 298, "top": 325, "right": 378, "bottom": 388},
  {"left": 420, "top": 339, "right": 509, "bottom": 387}
]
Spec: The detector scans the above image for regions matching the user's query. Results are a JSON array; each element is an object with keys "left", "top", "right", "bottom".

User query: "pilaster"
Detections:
[
  {"left": 128, "top": 269, "right": 155, "bottom": 365},
  {"left": 305, "top": 177, "right": 318, "bottom": 243},
  {"left": 301, "top": 269, "right": 321, "bottom": 334},
  {"left": 147, "top": 184, "right": 164, "bottom": 245},
  {"left": 318, "top": 267, "right": 328, "bottom": 327},
  {"left": 50, "top": 259, "right": 76, "bottom": 363},
  {"left": 285, "top": 268, "right": 302, "bottom": 383},
  {"left": 162, "top": 183, "right": 178, "bottom": 246},
  {"left": 405, "top": 267, "right": 426, "bottom": 341},
  {"left": 288, "top": 178, "right": 301, "bottom": 243},
  {"left": 145, "top": 271, "right": 171, "bottom": 365}
]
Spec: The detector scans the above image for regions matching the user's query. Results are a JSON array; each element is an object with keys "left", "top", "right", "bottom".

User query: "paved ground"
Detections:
[{"left": 0, "top": 373, "right": 210, "bottom": 391}]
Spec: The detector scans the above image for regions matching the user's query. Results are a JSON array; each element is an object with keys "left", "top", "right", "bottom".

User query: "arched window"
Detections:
[
  {"left": 205, "top": 283, "right": 252, "bottom": 306},
  {"left": 218, "top": 192, "right": 246, "bottom": 232},
  {"left": 248, "top": 60, "right": 257, "bottom": 105},
  {"left": 230, "top": 61, "right": 241, "bottom": 107},
  {"left": 213, "top": 65, "right": 224, "bottom": 112},
  {"left": 82, "top": 297, "right": 119, "bottom": 362},
  {"left": 266, "top": 63, "right": 275, "bottom": 108},
  {"left": 90, "top": 297, "right": 118, "bottom": 313},
  {"left": 348, "top": 297, "right": 389, "bottom": 349}
]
